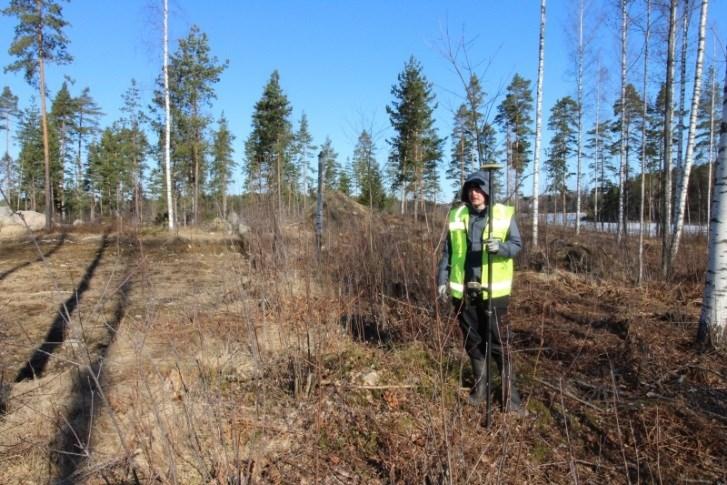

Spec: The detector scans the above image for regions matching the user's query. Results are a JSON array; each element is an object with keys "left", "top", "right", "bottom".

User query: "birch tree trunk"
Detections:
[
  {"left": 639, "top": 0, "right": 651, "bottom": 284},
  {"left": 661, "top": 0, "right": 678, "bottom": 276},
  {"left": 669, "top": 0, "right": 709, "bottom": 269},
  {"left": 617, "top": 0, "right": 628, "bottom": 243},
  {"left": 707, "top": 63, "right": 717, "bottom": 237},
  {"left": 697, "top": 50, "right": 727, "bottom": 347},
  {"left": 163, "top": 0, "right": 175, "bottom": 231},
  {"left": 675, "top": 0, "right": 690, "bottom": 196}
]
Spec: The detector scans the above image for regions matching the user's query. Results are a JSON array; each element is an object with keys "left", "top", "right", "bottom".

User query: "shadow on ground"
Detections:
[
  {"left": 0, "top": 233, "right": 67, "bottom": 282},
  {"left": 51, "top": 272, "right": 135, "bottom": 485},
  {"left": 14, "top": 233, "right": 109, "bottom": 382}
]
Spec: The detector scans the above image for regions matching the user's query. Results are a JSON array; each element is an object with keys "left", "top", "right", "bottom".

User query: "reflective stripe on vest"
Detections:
[{"left": 447, "top": 203, "right": 515, "bottom": 299}]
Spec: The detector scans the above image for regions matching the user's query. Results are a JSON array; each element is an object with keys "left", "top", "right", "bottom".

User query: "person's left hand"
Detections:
[{"left": 485, "top": 239, "right": 500, "bottom": 254}]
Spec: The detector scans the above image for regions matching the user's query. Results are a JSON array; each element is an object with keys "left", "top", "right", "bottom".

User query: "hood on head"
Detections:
[{"left": 461, "top": 169, "right": 490, "bottom": 203}]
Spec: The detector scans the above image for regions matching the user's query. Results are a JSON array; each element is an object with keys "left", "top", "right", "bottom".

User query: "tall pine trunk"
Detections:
[
  {"left": 661, "top": 0, "right": 678, "bottom": 276},
  {"left": 639, "top": 0, "right": 651, "bottom": 284},
  {"left": 163, "top": 0, "right": 175, "bottom": 231},
  {"left": 38, "top": 37, "right": 52, "bottom": 229},
  {"left": 697, "top": 49, "right": 727, "bottom": 347},
  {"left": 669, "top": 0, "right": 709, "bottom": 270},
  {"left": 532, "top": 0, "right": 546, "bottom": 246}
]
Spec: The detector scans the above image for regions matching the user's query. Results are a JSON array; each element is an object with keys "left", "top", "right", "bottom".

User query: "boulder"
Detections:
[
  {"left": 72, "top": 219, "right": 83, "bottom": 226},
  {"left": 237, "top": 223, "right": 250, "bottom": 236},
  {"left": 226, "top": 211, "right": 239, "bottom": 226},
  {"left": 12, "top": 210, "right": 46, "bottom": 230}
]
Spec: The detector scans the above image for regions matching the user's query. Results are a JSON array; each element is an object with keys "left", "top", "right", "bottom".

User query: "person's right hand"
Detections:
[{"left": 437, "top": 284, "right": 448, "bottom": 300}]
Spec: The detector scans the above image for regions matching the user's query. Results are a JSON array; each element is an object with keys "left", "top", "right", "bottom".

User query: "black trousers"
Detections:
[{"left": 453, "top": 296, "right": 517, "bottom": 399}]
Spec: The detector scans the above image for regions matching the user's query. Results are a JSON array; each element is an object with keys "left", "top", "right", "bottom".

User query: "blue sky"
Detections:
[{"left": 1, "top": 0, "right": 726, "bottom": 198}]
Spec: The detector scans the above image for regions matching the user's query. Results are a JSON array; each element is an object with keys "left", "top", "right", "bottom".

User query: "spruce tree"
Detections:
[
  {"left": 386, "top": 56, "right": 443, "bottom": 217},
  {"left": 338, "top": 157, "right": 352, "bottom": 196},
  {"left": 50, "top": 82, "right": 75, "bottom": 218},
  {"left": 0, "top": 86, "right": 19, "bottom": 199},
  {"left": 209, "top": 113, "right": 235, "bottom": 218},
  {"left": 245, "top": 70, "right": 293, "bottom": 201},
  {"left": 292, "top": 113, "right": 315, "bottom": 197},
  {"left": 17, "top": 101, "right": 45, "bottom": 211},
  {"left": 448, "top": 104, "right": 476, "bottom": 192},
  {"left": 3, "top": 0, "right": 72, "bottom": 228},
  {"left": 319, "top": 137, "right": 339, "bottom": 191},
  {"left": 352, "top": 130, "right": 385, "bottom": 209}
]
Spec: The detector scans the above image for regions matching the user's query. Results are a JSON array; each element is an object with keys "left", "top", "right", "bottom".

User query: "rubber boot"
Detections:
[{"left": 468, "top": 357, "right": 488, "bottom": 405}]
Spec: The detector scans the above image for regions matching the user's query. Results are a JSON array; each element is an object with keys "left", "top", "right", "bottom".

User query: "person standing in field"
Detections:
[{"left": 436, "top": 169, "right": 525, "bottom": 413}]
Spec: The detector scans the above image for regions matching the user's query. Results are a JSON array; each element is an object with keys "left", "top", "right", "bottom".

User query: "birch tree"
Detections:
[
  {"left": 668, "top": 0, "right": 709, "bottom": 271},
  {"left": 532, "top": 0, "right": 546, "bottom": 246},
  {"left": 697, "top": 52, "right": 727, "bottom": 348},
  {"left": 3, "top": 0, "right": 72, "bottom": 229},
  {"left": 617, "top": 0, "right": 628, "bottom": 242}
]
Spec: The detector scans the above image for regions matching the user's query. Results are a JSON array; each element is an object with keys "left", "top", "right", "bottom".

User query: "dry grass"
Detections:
[{"left": 0, "top": 200, "right": 724, "bottom": 484}]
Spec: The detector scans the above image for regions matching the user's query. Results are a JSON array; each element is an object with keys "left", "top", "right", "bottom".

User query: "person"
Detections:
[{"left": 436, "top": 169, "right": 525, "bottom": 413}]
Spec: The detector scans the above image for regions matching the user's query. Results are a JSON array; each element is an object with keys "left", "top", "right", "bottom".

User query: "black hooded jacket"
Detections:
[{"left": 436, "top": 170, "right": 522, "bottom": 289}]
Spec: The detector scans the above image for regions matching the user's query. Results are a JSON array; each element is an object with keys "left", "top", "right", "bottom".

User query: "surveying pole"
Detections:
[{"left": 481, "top": 163, "right": 503, "bottom": 428}]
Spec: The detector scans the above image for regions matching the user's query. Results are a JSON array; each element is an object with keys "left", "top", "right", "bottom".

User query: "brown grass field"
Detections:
[{"left": 0, "top": 198, "right": 725, "bottom": 484}]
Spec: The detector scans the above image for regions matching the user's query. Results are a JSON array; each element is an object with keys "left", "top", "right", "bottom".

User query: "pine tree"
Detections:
[
  {"left": 546, "top": 96, "right": 578, "bottom": 223},
  {"left": 495, "top": 73, "right": 534, "bottom": 203},
  {"left": 611, "top": 83, "right": 646, "bottom": 228},
  {"left": 166, "top": 25, "right": 227, "bottom": 223},
  {"left": 209, "top": 113, "right": 235, "bottom": 218},
  {"left": 3, "top": 0, "right": 72, "bottom": 228},
  {"left": 0, "top": 86, "right": 19, "bottom": 199},
  {"left": 386, "top": 56, "right": 443, "bottom": 217}
]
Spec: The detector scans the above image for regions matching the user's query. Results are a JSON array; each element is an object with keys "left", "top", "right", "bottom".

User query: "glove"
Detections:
[
  {"left": 485, "top": 239, "right": 500, "bottom": 254},
  {"left": 437, "top": 284, "right": 448, "bottom": 300}
]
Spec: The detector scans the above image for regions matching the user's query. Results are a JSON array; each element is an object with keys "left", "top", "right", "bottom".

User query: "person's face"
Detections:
[{"left": 468, "top": 186, "right": 487, "bottom": 208}]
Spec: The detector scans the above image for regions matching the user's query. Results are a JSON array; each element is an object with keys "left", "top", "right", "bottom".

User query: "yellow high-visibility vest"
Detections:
[{"left": 447, "top": 203, "right": 515, "bottom": 299}]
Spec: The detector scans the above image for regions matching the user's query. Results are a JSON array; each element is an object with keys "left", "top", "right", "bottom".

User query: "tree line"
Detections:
[{"left": 0, "top": 1, "right": 723, "bottom": 242}]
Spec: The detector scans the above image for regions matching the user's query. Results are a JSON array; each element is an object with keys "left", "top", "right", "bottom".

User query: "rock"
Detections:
[
  {"left": 11, "top": 210, "right": 46, "bottom": 230},
  {"left": 227, "top": 211, "right": 239, "bottom": 226},
  {"left": 72, "top": 219, "right": 83, "bottom": 226},
  {"left": 361, "top": 370, "right": 380, "bottom": 387},
  {"left": 210, "top": 217, "right": 227, "bottom": 231},
  {"left": 237, "top": 223, "right": 250, "bottom": 236}
]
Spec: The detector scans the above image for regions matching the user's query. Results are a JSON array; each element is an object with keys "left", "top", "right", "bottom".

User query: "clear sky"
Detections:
[{"left": 1, "top": 0, "right": 726, "bottom": 198}]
